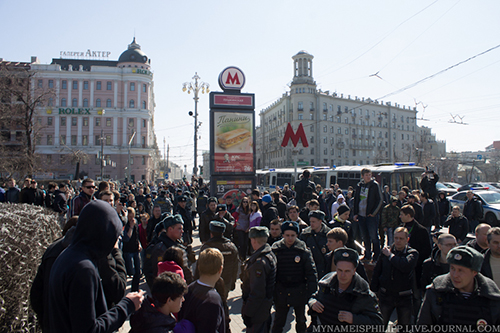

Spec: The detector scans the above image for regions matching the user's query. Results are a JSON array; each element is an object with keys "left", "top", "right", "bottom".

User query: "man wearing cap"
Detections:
[
  {"left": 143, "top": 193, "right": 153, "bottom": 216},
  {"left": 309, "top": 247, "right": 383, "bottom": 327},
  {"left": 371, "top": 227, "right": 419, "bottom": 328},
  {"left": 261, "top": 194, "right": 279, "bottom": 229},
  {"left": 271, "top": 221, "right": 317, "bottom": 333},
  {"left": 417, "top": 246, "right": 500, "bottom": 326},
  {"left": 144, "top": 214, "right": 193, "bottom": 288},
  {"left": 300, "top": 210, "right": 331, "bottom": 279},
  {"left": 200, "top": 221, "right": 239, "bottom": 300},
  {"left": 175, "top": 195, "right": 193, "bottom": 245},
  {"left": 241, "top": 226, "right": 277, "bottom": 333},
  {"left": 212, "top": 204, "right": 235, "bottom": 240},
  {"left": 153, "top": 190, "right": 172, "bottom": 216},
  {"left": 199, "top": 197, "right": 218, "bottom": 243}
]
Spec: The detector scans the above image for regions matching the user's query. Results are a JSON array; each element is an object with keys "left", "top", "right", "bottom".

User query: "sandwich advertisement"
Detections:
[{"left": 213, "top": 111, "right": 254, "bottom": 174}]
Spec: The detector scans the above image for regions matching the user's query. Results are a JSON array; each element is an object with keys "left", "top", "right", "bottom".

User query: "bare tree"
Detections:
[{"left": 0, "top": 62, "right": 54, "bottom": 180}]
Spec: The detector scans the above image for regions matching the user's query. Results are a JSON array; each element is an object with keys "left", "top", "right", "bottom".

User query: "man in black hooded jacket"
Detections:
[{"left": 47, "top": 200, "right": 145, "bottom": 333}]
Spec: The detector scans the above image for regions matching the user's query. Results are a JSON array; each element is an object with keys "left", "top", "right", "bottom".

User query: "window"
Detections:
[
  {"left": 71, "top": 117, "right": 77, "bottom": 126},
  {"left": 401, "top": 134, "right": 404, "bottom": 140},
  {"left": 142, "top": 119, "right": 147, "bottom": 128},
  {"left": 47, "top": 135, "right": 53, "bottom": 145},
  {"left": 72, "top": 81, "right": 78, "bottom": 90},
  {"left": 323, "top": 114, "right": 327, "bottom": 120},
  {"left": 83, "top": 98, "right": 88, "bottom": 107},
  {"left": 142, "top": 101, "right": 146, "bottom": 109},
  {"left": 83, "top": 135, "right": 88, "bottom": 146},
  {"left": 38, "top": 79, "right": 43, "bottom": 88},
  {"left": 95, "top": 118, "right": 101, "bottom": 126},
  {"left": 130, "top": 157, "right": 134, "bottom": 165},
  {"left": 95, "top": 135, "right": 101, "bottom": 145},
  {"left": 310, "top": 125, "right": 314, "bottom": 133},
  {"left": 323, "top": 103, "right": 327, "bottom": 111},
  {"left": 96, "top": 99, "right": 101, "bottom": 107},
  {"left": 298, "top": 114, "right": 303, "bottom": 120},
  {"left": 310, "top": 102, "right": 314, "bottom": 111},
  {"left": 106, "top": 118, "right": 111, "bottom": 127},
  {"left": 129, "top": 99, "right": 135, "bottom": 108},
  {"left": 106, "top": 99, "right": 112, "bottom": 107},
  {"left": 83, "top": 117, "right": 88, "bottom": 126},
  {"left": 142, "top": 156, "right": 145, "bottom": 165},
  {"left": 71, "top": 135, "right": 77, "bottom": 146},
  {"left": 48, "top": 80, "right": 54, "bottom": 88},
  {"left": 84, "top": 81, "right": 88, "bottom": 90},
  {"left": 298, "top": 102, "right": 303, "bottom": 111},
  {"left": 142, "top": 136, "right": 146, "bottom": 147},
  {"left": 143, "top": 84, "right": 147, "bottom": 93},
  {"left": 324, "top": 149, "right": 328, "bottom": 155},
  {"left": 72, "top": 98, "right": 77, "bottom": 107},
  {"left": 345, "top": 118, "right": 348, "bottom": 124},
  {"left": 96, "top": 81, "right": 101, "bottom": 90},
  {"left": 310, "top": 136, "right": 314, "bottom": 143},
  {"left": 310, "top": 113, "right": 314, "bottom": 120},
  {"left": 130, "top": 82, "right": 135, "bottom": 91},
  {"left": 323, "top": 137, "right": 327, "bottom": 144},
  {"left": 61, "top": 98, "right": 67, "bottom": 107},
  {"left": 62, "top": 80, "right": 67, "bottom": 89},
  {"left": 311, "top": 148, "right": 314, "bottom": 154},
  {"left": 61, "top": 117, "right": 66, "bottom": 126},
  {"left": 47, "top": 117, "right": 53, "bottom": 126},
  {"left": 323, "top": 126, "right": 327, "bottom": 133},
  {"left": 345, "top": 128, "right": 349, "bottom": 134},
  {"left": 106, "top": 135, "right": 111, "bottom": 146},
  {"left": 48, "top": 98, "right": 54, "bottom": 106},
  {"left": 60, "top": 135, "right": 66, "bottom": 145},
  {"left": 107, "top": 81, "right": 112, "bottom": 90},
  {"left": 338, "top": 127, "right": 341, "bottom": 134},
  {"left": 128, "top": 118, "right": 134, "bottom": 127}
]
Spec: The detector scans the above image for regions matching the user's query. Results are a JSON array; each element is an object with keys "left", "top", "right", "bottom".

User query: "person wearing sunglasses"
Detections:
[{"left": 70, "top": 178, "right": 95, "bottom": 217}]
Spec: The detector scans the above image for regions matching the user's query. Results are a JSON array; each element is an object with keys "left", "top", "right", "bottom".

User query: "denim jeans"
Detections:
[
  {"left": 358, "top": 215, "right": 380, "bottom": 261},
  {"left": 124, "top": 251, "right": 141, "bottom": 292}
]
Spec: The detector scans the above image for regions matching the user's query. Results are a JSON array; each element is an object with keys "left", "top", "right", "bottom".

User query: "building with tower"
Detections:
[
  {"left": 28, "top": 38, "right": 161, "bottom": 181},
  {"left": 256, "top": 50, "right": 445, "bottom": 169}
]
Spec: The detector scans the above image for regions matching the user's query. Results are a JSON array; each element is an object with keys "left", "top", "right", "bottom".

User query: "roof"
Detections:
[
  {"left": 118, "top": 38, "right": 149, "bottom": 64},
  {"left": 51, "top": 58, "right": 118, "bottom": 71}
]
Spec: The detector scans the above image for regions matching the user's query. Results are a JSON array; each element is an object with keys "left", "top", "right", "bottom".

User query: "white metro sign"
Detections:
[{"left": 218, "top": 66, "right": 245, "bottom": 91}]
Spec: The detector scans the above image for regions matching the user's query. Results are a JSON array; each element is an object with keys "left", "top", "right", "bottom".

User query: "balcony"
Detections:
[{"left": 349, "top": 143, "right": 375, "bottom": 150}]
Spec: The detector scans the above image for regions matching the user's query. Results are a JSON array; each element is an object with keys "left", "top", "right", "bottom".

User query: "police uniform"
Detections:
[
  {"left": 299, "top": 210, "right": 331, "bottom": 279},
  {"left": 309, "top": 248, "right": 383, "bottom": 327},
  {"left": 272, "top": 221, "right": 318, "bottom": 333},
  {"left": 417, "top": 246, "right": 500, "bottom": 327},
  {"left": 241, "top": 227, "right": 277, "bottom": 333},
  {"left": 199, "top": 221, "right": 239, "bottom": 300}
]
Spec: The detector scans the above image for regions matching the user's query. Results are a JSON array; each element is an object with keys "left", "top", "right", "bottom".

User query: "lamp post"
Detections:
[{"left": 182, "top": 73, "right": 209, "bottom": 176}]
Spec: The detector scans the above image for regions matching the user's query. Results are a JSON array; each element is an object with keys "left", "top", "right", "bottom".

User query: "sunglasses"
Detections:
[{"left": 84, "top": 186, "right": 96, "bottom": 189}]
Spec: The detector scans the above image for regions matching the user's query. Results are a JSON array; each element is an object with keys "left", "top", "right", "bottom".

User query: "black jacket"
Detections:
[
  {"left": 410, "top": 202, "right": 424, "bottom": 225},
  {"left": 464, "top": 198, "right": 483, "bottom": 221},
  {"left": 420, "top": 250, "right": 450, "bottom": 290},
  {"left": 47, "top": 201, "right": 135, "bottom": 333},
  {"left": 324, "top": 251, "right": 369, "bottom": 282},
  {"left": 417, "top": 273, "right": 500, "bottom": 325},
  {"left": 199, "top": 208, "right": 217, "bottom": 243},
  {"left": 421, "top": 200, "right": 436, "bottom": 228},
  {"left": 129, "top": 297, "right": 176, "bottom": 333},
  {"left": 443, "top": 214, "right": 469, "bottom": 242},
  {"left": 52, "top": 189, "right": 67, "bottom": 214},
  {"left": 261, "top": 202, "right": 279, "bottom": 229},
  {"left": 353, "top": 178, "right": 383, "bottom": 217},
  {"left": 295, "top": 177, "right": 316, "bottom": 209},
  {"left": 309, "top": 272, "right": 383, "bottom": 326},
  {"left": 371, "top": 245, "right": 419, "bottom": 294},
  {"left": 299, "top": 223, "right": 331, "bottom": 279},
  {"left": 404, "top": 219, "right": 432, "bottom": 289},
  {"left": 480, "top": 249, "right": 497, "bottom": 280},
  {"left": 241, "top": 243, "right": 277, "bottom": 323},
  {"left": 420, "top": 173, "right": 439, "bottom": 199},
  {"left": 272, "top": 238, "right": 318, "bottom": 306}
]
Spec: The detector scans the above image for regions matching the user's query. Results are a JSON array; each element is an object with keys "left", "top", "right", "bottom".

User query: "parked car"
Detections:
[
  {"left": 448, "top": 190, "right": 500, "bottom": 226},
  {"left": 442, "top": 182, "right": 462, "bottom": 189},
  {"left": 457, "top": 182, "right": 500, "bottom": 193},
  {"left": 436, "top": 182, "right": 457, "bottom": 196}
]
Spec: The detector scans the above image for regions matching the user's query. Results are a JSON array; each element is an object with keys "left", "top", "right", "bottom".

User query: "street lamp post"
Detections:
[{"left": 183, "top": 73, "right": 209, "bottom": 176}]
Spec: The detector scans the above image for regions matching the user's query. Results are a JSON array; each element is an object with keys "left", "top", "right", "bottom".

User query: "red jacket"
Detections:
[{"left": 157, "top": 261, "right": 184, "bottom": 280}]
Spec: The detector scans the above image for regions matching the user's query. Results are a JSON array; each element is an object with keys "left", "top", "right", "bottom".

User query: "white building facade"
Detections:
[
  {"left": 32, "top": 39, "right": 161, "bottom": 181},
  {"left": 257, "top": 51, "right": 445, "bottom": 169}
]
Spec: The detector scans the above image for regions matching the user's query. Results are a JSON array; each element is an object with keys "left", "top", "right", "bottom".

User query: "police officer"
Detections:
[
  {"left": 241, "top": 226, "right": 277, "bottom": 333},
  {"left": 200, "top": 221, "right": 239, "bottom": 300},
  {"left": 175, "top": 195, "right": 192, "bottom": 245},
  {"left": 417, "top": 246, "right": 500, "bottom": 326},
  {"left": 212, "top": 204, "right": 235, "bottom": 240},
  {"left": 299, "top": 210, "right": 331, "bottom": 279},
  {"left": 371, "top": 227, "right": 419, "bottom": 329},
  {"left": 309, "top": 247, "right": 383, "bottom": 327},
  {"left": 271, "top": 221, "right": 317, "bottom": 333}
]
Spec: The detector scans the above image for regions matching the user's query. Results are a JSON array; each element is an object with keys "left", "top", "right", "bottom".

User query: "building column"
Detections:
[
  {"left": 124, "top": 83, "right": 128, "bottom": 109},
  {"left": 122, "top": 117, "right": 127, "bottom": 147},
  {"left": 89, "top": 116, "right": 94, "bottom": 146},
  {"left": 113, "top": 116, "right": 118, "bottom": 146},
  {"left": 90, "top": 80, "right": 94, "bottom": 107},
  {"left": 137, "top": 82, "right": 141, "bottom": 109},
  {"left": 79, "top": 80, "right": 83, "bottom": 107},
  {"left": 114, "top": 81, "right": 118, "bottom": 108},
  {"left": 55, "top": 116, "right": 60, "bottom": 145},
  {"left": 77, "top": 117, "right": 82, "bottom": 145},
  {"left": 136, "top": 117, "right": 141, "bottom": 146}
]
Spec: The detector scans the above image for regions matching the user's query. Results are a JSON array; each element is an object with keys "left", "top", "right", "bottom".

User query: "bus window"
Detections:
[
  {"left": 329, "top": 175, "right": 336, "bottom": 188},
  {"left": 271, "top": 175, "right": 276, "bottom": 187},
  {"left": 391, "top": 173, "right": 403, "bottom": 191},
  {"left": 402, "top": 172, "right": 413, "bottom": 189},
  {"left": 312, "top": 173, "right": 326, "bottom": 188}
]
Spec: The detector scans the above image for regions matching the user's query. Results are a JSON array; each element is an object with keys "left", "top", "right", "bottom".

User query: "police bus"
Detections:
[{"left": 257, "top": 163, "right": 424, "bottom": 193}]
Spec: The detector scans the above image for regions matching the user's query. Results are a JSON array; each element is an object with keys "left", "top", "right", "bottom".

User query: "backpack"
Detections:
[{"left": 302, "top": 182, "right": 314, "bottom": 202}]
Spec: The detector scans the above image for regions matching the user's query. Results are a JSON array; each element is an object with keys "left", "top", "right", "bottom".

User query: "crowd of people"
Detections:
[{"left": 2, "top": 168, "right": 499, "bottom": 332}]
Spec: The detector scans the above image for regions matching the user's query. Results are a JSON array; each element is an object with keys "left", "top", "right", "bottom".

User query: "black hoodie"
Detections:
[{"left": 48, "top": 200, "right": 135, "bottom": 333}]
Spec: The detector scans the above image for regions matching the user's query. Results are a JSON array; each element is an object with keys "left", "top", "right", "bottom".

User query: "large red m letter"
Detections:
[
  {"left": 281, "top": 123, "right": 309, "bottom": 147},
  {"left": 226, "top": 72, "right": 240, "bottom": 85}
]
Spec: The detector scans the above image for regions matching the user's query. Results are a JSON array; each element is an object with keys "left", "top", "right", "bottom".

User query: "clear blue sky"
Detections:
[{"left": 2, "top": 0, "right": 499, "bottom": 171}]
